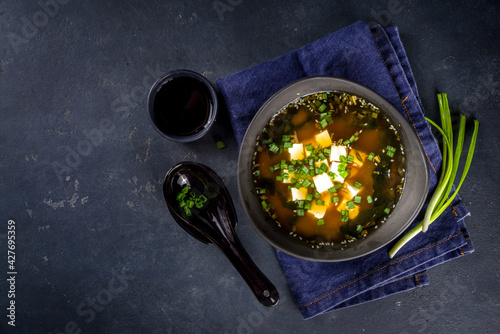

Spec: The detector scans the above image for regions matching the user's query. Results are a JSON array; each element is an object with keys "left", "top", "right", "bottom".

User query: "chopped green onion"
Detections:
[
  {"left": 282, "top": 135, "right": 291, "bottom": 142},
  {"left": 269, "top": 143, "right": 279, "bottom": 153},
  {"left": 356, "top": 225, "right": 363, "bottom": 233},
  {"left": 306, "top": 194, "right": 313, "bottom": 201},
  {"left": 353, "top": 181, "right": 362, "bottom": 189},
  {"left": 305, "top": 144, "right": 313, "bottom": 151},
  {"left": 216, "top": 140, "right": 226, "bottom": 149},
  {"left": 297, "top": 209, "right": 304, "bottom": 216},
  {"left": 318, "top": 104, "right": 327, "bottom": 112},
  {"left": 317, "top": 218, "right": 325, "bottom": 226},
  {"left": 367, "top": 152, "right": 375, "bottom": 161},
  {"left": 301, "top": 179, "right": 311, "bottom": 188},
  {"left": 384, "top": 208, "right": 390, "bottom": 214},
  {"left": 347, "top": 201, "right": 355, "bottom": 209},
  {"left": 284, "top": 142, "right": 293, "bottom": 148},
  {"left": 354, "top": 196, "right": 362, "bottom": 204},
  {"left": 340, "top": 209, "right": 349, "bottom": 222},
  {"left": 366, "top": 195, "right": 373, "bottom": 203},
  {"left": 347, "top": 155, "right": 354, "bottom": 163},
  {"left": 316, "top": 199, "right": 325, "bottom": 206},
  {"left": 320, "top": 119, "right": 328, "bottom": 128},
  {"left": 331, "top": 196, "right": 339, "bottom": 203}
]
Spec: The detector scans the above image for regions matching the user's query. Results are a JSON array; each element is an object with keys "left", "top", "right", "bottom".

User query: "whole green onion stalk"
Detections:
[{"left": 389, "top": 93, "right": 479, "bottom": 259}]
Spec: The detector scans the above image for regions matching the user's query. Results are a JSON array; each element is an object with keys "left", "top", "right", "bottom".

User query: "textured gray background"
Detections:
[{"left": 0, "top": 1, "right": 499, "bottom": 333}]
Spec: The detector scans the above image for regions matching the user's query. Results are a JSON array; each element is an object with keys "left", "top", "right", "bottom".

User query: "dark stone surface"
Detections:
[{"left": 0, "top": 1, "right": 498, "bottom": 333}]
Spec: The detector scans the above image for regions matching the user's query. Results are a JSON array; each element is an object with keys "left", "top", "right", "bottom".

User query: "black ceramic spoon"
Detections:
[{"left": 163, "top": 161, "right": 279, "bottom": 307}]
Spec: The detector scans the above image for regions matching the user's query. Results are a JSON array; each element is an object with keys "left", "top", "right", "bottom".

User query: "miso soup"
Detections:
[{"left": 252, "top": 91, "right": 406, "bottom": 246}]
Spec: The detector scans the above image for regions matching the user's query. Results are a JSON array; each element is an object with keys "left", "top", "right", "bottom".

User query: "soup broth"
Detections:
[{"left": 252, "top": 91, "right": 406, "bottom": 246}]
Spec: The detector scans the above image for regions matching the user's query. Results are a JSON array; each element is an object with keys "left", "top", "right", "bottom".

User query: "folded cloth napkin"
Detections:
[{"left": 216, "top": 21, "right": 474, "bottom": 320}]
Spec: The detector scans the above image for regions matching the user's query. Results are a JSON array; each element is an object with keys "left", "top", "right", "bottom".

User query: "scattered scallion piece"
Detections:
[
  {"left": 317, "top": 218, "right": 325, "bottom": 226},
  {"left": 389, "top": 93, "right": 479, "bottom": 258},
  {"left": 216, "top": 140, "right": 226, "bottom": 149}
]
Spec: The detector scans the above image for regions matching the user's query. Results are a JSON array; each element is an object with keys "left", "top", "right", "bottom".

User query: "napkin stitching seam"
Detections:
[
  {"left": 298, "top": 232, "right": 463, "bottom": 309},
  {"left": 389, "top": 272, "right": 426, "bottom": 286}
]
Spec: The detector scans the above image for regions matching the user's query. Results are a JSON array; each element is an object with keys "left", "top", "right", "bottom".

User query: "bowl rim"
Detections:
[{"left": 237, "top": 75, "right": 430, "bottom": 262}]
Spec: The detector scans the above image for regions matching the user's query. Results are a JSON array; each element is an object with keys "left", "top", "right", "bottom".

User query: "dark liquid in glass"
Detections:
[{"left": 153, "top": 77, "right": 212, "bottom": 136}]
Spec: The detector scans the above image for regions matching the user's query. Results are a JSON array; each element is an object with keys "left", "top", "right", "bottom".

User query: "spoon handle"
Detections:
[
  {"left": 209, "top": 208, "right": 279, "bottom": 307},
  {"left": 218, "top": 233, "right": 280, "bottom": 307}
]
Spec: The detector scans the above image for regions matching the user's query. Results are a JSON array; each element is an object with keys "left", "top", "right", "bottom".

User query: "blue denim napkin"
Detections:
[{"left": 216, "top": 21, "right": 474, "bottom": 320}]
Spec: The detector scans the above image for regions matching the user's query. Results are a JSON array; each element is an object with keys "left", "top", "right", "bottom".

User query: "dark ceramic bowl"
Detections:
[{"left": 237, "top": 76, "right": 429, "bottom": 262}]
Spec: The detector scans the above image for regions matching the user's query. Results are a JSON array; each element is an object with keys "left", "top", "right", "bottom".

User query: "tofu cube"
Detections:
[
  {"left": 329, "top": 145, "right": 348, "bottom": 162},
  {"left": 313, "top": 173, "right": 334, "bottom": 193},
  {"left": 330, "top": 161, "right": 346, "bottom": 183},
  {"left": 337, "top": 199, "right": 360, "bottom": 219},
  {"left": 345, "top": 183, "right": 361, "bottom": 197},
  {"left": 291, "top": 187, "right": 308, "bottom": 201},
  {"left": 308, "top": 202, "right": 327, "bottom": 219},
  {"left": 315, "top": 130, "right": 333, "bottom": 147},
  {"left": 282, "top": 170, "right": 295, "bottom": 184},
  {"left": 288, "top": 143, "right": 305, "bottom": 160}
]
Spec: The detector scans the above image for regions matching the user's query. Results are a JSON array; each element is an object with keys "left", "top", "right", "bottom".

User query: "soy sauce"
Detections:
[{"left": 153, "top": 77, "right": 212, "bottom": 136}]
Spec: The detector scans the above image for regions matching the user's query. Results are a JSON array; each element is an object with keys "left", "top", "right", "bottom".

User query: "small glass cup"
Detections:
[{"left": 147, "top": 70, "right": 219, "bottom": 143}]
